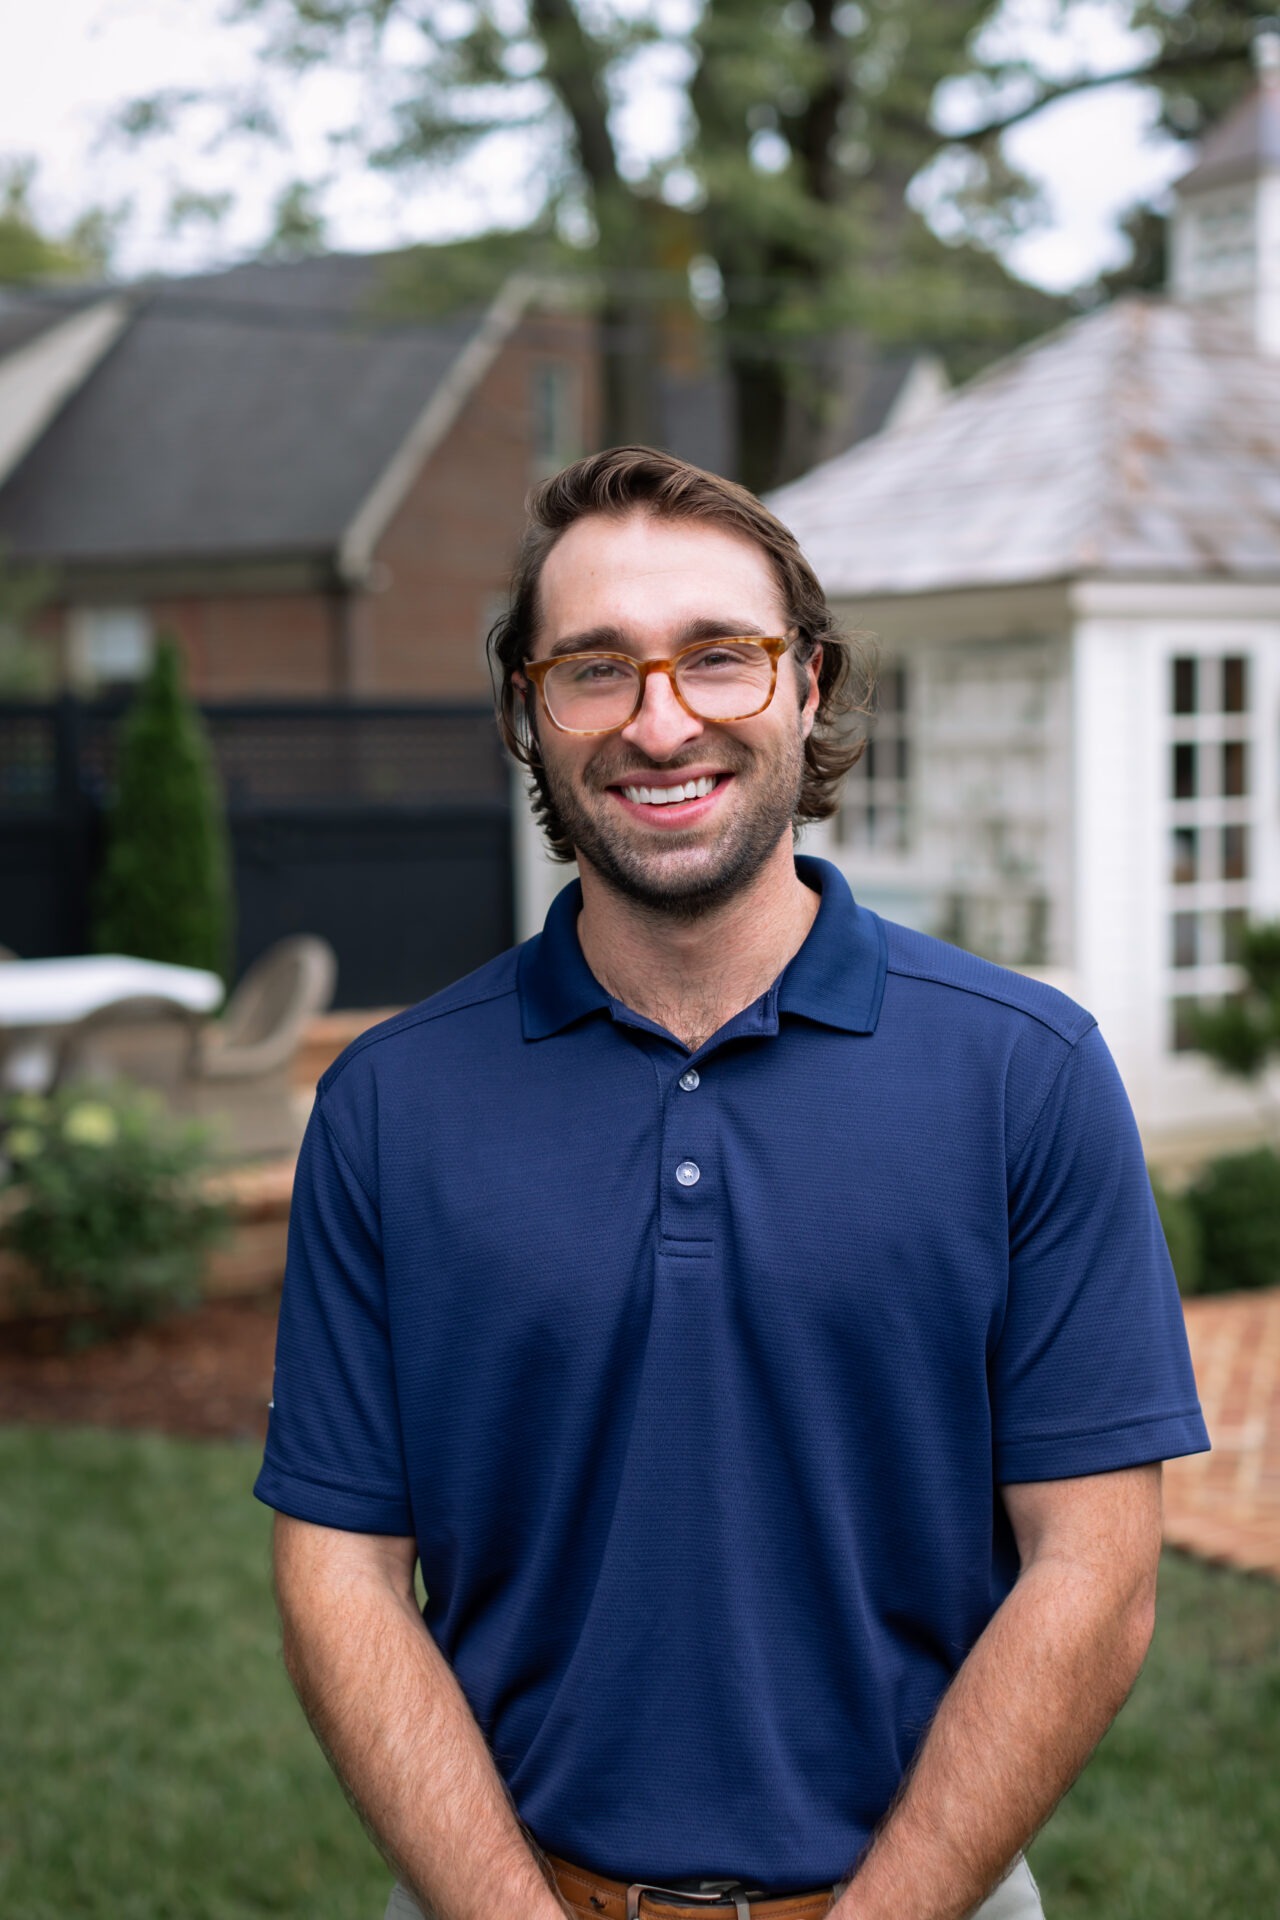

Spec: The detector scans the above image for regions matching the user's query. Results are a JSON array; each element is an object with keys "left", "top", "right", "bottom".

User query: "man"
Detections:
[{"left": 256, "top": 448, "right": 1208, "bottom": 1920}]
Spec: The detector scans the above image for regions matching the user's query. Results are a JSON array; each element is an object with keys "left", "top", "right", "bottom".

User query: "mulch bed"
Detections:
[{"left": 0, "top": 1292, "right": 280, "bottom": 1441}]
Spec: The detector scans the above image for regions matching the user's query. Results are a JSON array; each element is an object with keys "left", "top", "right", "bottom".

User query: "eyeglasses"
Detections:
[{"left": 522, "top": 637, "right": 794, "bottom": 736}]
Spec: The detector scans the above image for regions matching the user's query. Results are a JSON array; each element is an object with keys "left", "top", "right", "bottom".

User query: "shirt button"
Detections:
[
  {"left": 678, "top": 1068, "right": 700, "bottom": 1092},
  {"left": 675, "top": 1160, "right": 701, "bottom": 1187}
]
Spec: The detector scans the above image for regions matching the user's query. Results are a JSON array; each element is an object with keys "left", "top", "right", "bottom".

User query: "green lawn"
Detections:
[
  {"left": 2, "top": 1425, "right": 1277, "bottom": 1920},
  {"left": 0, "top": 1426, "right": 388, "bottom": 1920}
]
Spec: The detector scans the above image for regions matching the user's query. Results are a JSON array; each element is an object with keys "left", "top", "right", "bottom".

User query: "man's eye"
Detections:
[
  {"left": 684, "top": 646, "right": 751, "bottom": 673},
  {"left": 569, "top": 658, "right": 629, "bottom": 685}
]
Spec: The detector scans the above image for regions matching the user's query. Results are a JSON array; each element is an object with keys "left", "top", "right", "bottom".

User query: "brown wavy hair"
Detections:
[{"left": 487, "top": 445, "right": 873, "bottom": 863}]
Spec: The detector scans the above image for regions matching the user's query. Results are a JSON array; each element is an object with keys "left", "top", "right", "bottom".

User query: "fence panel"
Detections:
[{"left": 0, "top": 700, "right": 514, "bottom": 1006}]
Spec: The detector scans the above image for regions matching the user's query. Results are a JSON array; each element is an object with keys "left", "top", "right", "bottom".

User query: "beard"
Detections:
[{"left": 537, "top": 718, "right": 808, "bottom": 922}]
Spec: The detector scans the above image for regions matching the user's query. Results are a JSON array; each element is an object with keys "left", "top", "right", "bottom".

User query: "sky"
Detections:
[{"left": 0, "top": 0, "right": 1193, "bottom": 293}]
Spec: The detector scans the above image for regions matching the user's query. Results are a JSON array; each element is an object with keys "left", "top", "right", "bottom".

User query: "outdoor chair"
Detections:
[
  {"left": 50, "top": 994, "right": 203, "bottom": 1095},
  {"left": 175, "top": 935, "right": 338, "bottom": 1160},
  {"left": 196, "top": 935, "right": 337, "bottom": 1081}
]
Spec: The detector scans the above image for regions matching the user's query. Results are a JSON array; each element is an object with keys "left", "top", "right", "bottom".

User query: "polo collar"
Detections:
[
  {"left": 518, "top": 855, "right": 886, "bottom": 1041},
  {"left": 778, "top": 856, "right": 886, "bottom": 1033},
  {"left": 518, "top": 877, "right": 611, "bottom": 1039}
]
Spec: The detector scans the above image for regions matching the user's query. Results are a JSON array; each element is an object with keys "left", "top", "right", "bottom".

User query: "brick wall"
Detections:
[
  {"left": 43, "top": 305, "right": 601, "bottom": 702},
  {"left": 363, "top": 308, "right": 600, "bottom": 697},
  {"left": 148, "top": 592, "right": 340, "bottom": 697}
]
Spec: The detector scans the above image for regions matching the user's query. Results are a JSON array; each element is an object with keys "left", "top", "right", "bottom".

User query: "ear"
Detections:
[
  {"left": 800, "top": 643, "right": 822, "bottom": 739},
  {"left": 511, "top": 671, "right": 542, "bottom": 760}
]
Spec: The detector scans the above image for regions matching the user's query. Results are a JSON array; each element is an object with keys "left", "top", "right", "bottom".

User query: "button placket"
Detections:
[{"left": 659, "top": 1056, "right": 716, "bottom": 1239}]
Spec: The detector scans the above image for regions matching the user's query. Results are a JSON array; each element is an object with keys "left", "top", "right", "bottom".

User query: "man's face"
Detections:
[{"left": 523, "top": 511, "right": 820, "bottom": 916}]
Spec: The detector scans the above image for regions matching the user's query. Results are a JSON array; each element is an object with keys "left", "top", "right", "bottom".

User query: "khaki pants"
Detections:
[{"left": 384, "top": 1854, "right": 1044, "bottom": 1919}]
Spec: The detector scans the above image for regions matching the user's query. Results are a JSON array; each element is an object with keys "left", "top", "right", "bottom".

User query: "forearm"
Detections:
[
  {"left": 834, "top": 1479, "right": 1160, "bottom": 1920},
  {"left": 274, "top": 1517, "right": 564, "bottom": 1920}
]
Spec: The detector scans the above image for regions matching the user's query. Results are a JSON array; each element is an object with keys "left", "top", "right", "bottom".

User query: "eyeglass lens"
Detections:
[{"left": 543, "top": 642, "right": 775, "bottom": 731}]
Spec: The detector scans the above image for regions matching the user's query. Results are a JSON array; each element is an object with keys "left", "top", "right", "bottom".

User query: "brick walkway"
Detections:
[{"left": 1164, "top": 1288, "right": 1280, "bottom": 1579}]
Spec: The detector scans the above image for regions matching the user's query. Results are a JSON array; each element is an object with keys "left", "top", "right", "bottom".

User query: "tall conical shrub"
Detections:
[{"left": 92, "top": 637, "right": 233, "bottom": 980}]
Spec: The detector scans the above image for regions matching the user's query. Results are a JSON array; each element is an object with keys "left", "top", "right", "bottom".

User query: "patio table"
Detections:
[{"left": 0, "top": 955, "right": 225, "bottom": 1091}]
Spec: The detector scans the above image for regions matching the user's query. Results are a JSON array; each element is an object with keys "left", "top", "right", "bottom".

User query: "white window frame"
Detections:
[
  {"left": 836, "top": 658, "right": 912, "bottom": 859},
  {"left": 530, "top": 361, "right": 581, "bottom": 479},
  {"left": 69, "top": 605, "right": 153, "bottom": 692},
  {"left": 1164, "top": 646, "right": 1256, "bottom": 1052}
]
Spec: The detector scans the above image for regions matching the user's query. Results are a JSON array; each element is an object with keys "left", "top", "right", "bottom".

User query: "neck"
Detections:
[{"left": 575, "top": 839, "right": 819, "bottom": 1051}]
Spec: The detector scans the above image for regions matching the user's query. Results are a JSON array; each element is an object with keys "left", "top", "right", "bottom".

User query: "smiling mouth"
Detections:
[{"left": 618, "top": 774, "right": 720, "bottom": 807}]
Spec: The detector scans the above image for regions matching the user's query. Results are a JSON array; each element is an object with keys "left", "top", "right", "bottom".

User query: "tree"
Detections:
[
  {"left": 92, "top": 639, "right": 235, "bottom": 982},
  {"left": 1189, "top": 922, "right": 1280, "bottom": 1137},
  {"left": 685, "top": 0, "right": 1056, "bottom": 486},
  {"left": 121, "top": 1, "right": 1269, "bottom": 486},
  {"left": 260, "top": 178, "right": 330, "bottom": 259},
  {"left": 0, "top": 158, "right": 123, "bottom": 282},
  {"left": 0, "top": 546, "right": 57, "bottom": 696}
]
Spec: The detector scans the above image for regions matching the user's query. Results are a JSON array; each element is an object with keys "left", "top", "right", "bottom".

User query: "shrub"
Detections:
[
  {"left": 1187, "top": 920, "right": 1280, "bottom": 1114},
  {"left": 1149, "top": 1173, "right": 1202, "bottom": 1297},
  {"left": 0, "top": 1084, "right": 229, "bottom": 1335},
  {"left": 92, "top": 636, "right": 234, "bottom": 981},
  {"left": 1185, "top": 1148, "right": 1280, "bottom": 1296}
]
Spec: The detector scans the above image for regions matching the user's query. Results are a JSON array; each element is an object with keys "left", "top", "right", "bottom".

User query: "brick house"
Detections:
[
  {"left": 0, "top": 255, "right": 598, "bottom": 700},
  {"left": 0, "top": 249, "right": 949, "bottom": 706}
]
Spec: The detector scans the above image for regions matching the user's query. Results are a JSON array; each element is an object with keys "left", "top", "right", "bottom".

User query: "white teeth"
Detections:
[{"left": 621, "top": 776, "right": 718, "bottom": 806}]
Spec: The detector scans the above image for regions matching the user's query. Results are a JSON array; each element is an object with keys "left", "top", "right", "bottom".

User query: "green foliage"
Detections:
[
  {"left": 372, "top": 222, "right": 587, "bottom": 319},
  {"left": 1188, "top": 919, "right": 1280, "bottom": 1089},
  {"left": 259, "top": 178, "right": 329, "bottom": 259},
  {"left": 0, "top": 1084, "right": 229, "bottom": 1333},
  {"left": 0, "top": 543, "right": 57, "bottom": 696},
  {"left": 92, "top": 636, "right": 234, "bottom": 980},
  {"left": 1183, "top": 1147, "right": 1280, "bottom": 1295},
  {"left": 0, "top": 156, "right": 122, "bottom": 282},
  {"left": 115, "top": 1, "right": 1271, "bottom": 486},
  {"left": 1149, "top": 1172, "right": 1202, "bottom": 1296},
  {"left": 1189, "top": 994, "right": 1274, "bottom": 1077},
  {"left": 1130, "top": 0, "right": 1266, "bottom": 139}
]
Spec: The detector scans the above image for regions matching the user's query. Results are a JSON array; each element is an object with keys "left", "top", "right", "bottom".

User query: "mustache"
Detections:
[{"left": 584, "top": 741, "right": 755, "bottom": 788}]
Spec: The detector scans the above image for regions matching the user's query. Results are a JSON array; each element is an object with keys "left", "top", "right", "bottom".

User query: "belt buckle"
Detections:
[{"left": 625, "top": 1885, "right": 752, "bottom": 1920}]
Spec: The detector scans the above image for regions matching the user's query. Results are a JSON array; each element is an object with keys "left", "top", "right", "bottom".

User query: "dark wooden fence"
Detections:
[{"left": 0, "top": 699, "right": 514, "bottom": 1008}]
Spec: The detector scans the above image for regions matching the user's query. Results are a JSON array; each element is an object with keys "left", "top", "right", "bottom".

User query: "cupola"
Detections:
[{"left": 1170, "top": 31, "right": 1280, "bottom": 352}]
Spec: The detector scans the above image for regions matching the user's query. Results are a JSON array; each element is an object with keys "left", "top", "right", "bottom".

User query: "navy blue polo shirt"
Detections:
[{"left": 256, "top": 856, "right": 1207, "bottom": 1890}]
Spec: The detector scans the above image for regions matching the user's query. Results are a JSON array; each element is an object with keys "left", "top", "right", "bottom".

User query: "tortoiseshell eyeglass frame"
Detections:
[{"left": 520, "top": 636, "right": 794, "bottom": 736}]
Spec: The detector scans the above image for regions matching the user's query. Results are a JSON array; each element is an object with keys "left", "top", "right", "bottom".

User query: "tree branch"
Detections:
[
  {"left": 943, "top": 41, "right": 1253, "bottom": 149},
  {"left": 527, "top": 0, "right": 621, "bottom": 196}
]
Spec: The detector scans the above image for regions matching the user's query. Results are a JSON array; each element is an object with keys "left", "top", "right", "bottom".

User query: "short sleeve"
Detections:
[
  {"left": 253, "top": 1095, "right": 414, "bottom": 1534},
  {"left": 993, "top": 1023, "right": 1210, "bottom": 1483}
]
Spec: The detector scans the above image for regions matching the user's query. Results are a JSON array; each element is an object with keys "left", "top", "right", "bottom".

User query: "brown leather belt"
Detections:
[{"left": 546, "top": 1855, "right": 837, "bottom": 1920}]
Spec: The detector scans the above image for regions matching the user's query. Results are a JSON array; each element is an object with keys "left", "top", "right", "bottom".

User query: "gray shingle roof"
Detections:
[
  {"left": 0, "top": 255, "right": 480, "bottom": 569},
  {"left": 767, "top": 298, "right": 1280, "bottom": 598},
  {"left": 0, "top": 284, "right": 110, "bottom": 361}
]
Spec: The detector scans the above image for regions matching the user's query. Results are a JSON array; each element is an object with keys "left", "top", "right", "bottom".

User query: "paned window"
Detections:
[
  {"left": 530, "top": 363, "right": 581, "bottom": 478},
  {"left": 1166, "top": 652, "right": 1253, "bottom": 1052},
  {"left": 837, "top": 663, "right": 910, "bottom": 854},
  {"left": 71, "top": 607, "right": 153, "bottom": 691}
]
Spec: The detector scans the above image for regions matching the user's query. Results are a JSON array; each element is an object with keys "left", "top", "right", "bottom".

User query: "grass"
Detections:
[
  {"left": 0, "top": 1426, "right": 388, "bottom": 1920},
  {"left": 1026, "top": 1549, "right": 1280, "bottom": 1917},
  {"left": 2, "top": 1426, "right": 1278, "bottom": 1919}
]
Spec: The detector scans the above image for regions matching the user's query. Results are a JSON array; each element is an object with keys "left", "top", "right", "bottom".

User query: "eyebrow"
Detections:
[{"left": 544, "top": 617, "right": 775, "bottom": 660}]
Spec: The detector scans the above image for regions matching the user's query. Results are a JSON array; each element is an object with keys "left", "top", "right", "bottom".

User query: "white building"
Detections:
[{"left": 772, "top": 54, "right": 1280, "bottom": 1170}]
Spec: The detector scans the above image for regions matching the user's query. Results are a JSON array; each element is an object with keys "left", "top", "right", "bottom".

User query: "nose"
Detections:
[{"left": 618, "top": 666, "right": 705, "bottom": 762}]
